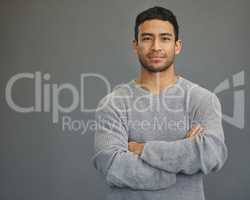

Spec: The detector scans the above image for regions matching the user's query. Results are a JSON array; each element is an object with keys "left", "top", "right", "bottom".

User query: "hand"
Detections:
[
  {"left": 128, "top": 141, "right": 144, "bottom": 155},
  {"left": 186, "top": 124, "right": 204, "bottom": 138}
]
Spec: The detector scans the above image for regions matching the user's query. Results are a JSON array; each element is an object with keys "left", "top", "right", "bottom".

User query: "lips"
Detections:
[
  {"left": 148, "top": 55, "right": 165, "bottom": 63},
  {"left": 149, "top": 58, "right": 163, "bottom": 64},
  {"left": 148, "top": 55, "right": 165, "bottom": 59},
  {"left": 149, "top": 57, "right": 164, "bottom": 61}
]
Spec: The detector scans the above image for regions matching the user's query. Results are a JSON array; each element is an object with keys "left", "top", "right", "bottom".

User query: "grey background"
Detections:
[{"left": 1, "top": 0, "right": 249, "bottom": 199}]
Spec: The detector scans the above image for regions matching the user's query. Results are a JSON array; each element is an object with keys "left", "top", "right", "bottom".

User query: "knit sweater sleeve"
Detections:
[
  {"left": 92, "top": 95, "right": 176, "bottom": 190},
  {"left": 140, "top": 93, "right": 228, "bottom": 175}
]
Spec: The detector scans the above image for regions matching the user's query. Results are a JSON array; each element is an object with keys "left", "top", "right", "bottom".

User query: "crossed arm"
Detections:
[
  {"left": 92, "top": 99, "right": 176, "bottom": 190},
  {"left": 92, "top": 93, "right": 228, "bottom": 190},
  {"left": 128, "top": 125, "right": 204, "bottom": 155},
  {"left": 129, "top": 94, "right": 228, "bottom": 175}
]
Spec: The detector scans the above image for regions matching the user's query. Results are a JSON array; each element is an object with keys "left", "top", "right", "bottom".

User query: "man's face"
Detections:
[{"left": 133, "top": 19, "right": 182, "bottom": 73}]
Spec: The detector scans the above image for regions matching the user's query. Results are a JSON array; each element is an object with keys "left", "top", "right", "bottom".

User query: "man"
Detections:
[{"left": 92, "top": 6, "right": 228, "bottom": 200}]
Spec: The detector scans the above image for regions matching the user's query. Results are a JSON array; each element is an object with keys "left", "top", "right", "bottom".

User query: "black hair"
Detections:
[{"left": 134, "top": 6, "right": 179, "bottom": 41}]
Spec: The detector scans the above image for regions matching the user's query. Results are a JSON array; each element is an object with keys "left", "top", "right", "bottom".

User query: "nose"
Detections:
[{"left": 152, "top": 39, "right": 161, "bottom": 51}]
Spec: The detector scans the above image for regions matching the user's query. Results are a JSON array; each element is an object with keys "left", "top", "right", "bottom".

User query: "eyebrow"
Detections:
[{"left": 141, "top": 32, "right": 173, "bottom": 37}]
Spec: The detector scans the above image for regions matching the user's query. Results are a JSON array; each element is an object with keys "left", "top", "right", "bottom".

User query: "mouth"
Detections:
[
  {"left": 148, "top": 55, "right": 165, "bottom": 59},
  {"left": 148, "top": 57, "right": 164, "bottom": 64},
  {"left": 149, "top": 57, "right": 165, "bottom": 61},
  {"left": 150, "top": 57, "right": 164, "bottom": 59}
]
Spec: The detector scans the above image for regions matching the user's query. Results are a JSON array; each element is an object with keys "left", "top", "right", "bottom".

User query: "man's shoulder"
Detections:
[
  {"left": 181, "top": 77, "right": 220, "bottom": 110},
  {"left": 181, "top": 77, "right": 215, "bottom": 98}
]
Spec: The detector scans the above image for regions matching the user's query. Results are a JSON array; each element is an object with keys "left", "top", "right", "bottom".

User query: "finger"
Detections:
[
  {"left": 188, "top": 129, "right": 199, "bottom": 138},
  {"left": 190, "top": 126, "right": 204, "bottom": 138},
  {"left": 128, "top": 142, "right": 137, "bottom": 151},
  {"left": 188, "top": 126, "right": 203, "bottom": 138},
  {"left": 128, "top": 144, "right": 133, "bottom": 151},
  {"left": 186, "top": 124, "right": 201, "bottom": 138}
]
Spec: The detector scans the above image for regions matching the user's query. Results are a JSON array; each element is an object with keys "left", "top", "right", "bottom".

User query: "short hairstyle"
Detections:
[{"left": 134, "top": 6, "right": 179, "bottom": 41}]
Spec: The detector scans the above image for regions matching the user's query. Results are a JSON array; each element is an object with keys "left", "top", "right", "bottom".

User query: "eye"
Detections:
[
  {"left": 142, "top": 37, "right": 151, "bottom": 41},
  {"left": 162, "top": 37, "right": 171, "bottom": 41}
]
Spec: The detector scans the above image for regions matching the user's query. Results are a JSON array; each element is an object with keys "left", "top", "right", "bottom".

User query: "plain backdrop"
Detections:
[{"left": 1, "top": 0, "right": 249, "bottom": 200}]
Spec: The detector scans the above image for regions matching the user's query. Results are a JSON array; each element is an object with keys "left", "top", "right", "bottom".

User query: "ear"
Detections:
[
  {"left": 132, "top": 39, "right": 138, "bottom": 55},
  {"left": 175, "top": 39, "right": 182, "bottom": 55}
]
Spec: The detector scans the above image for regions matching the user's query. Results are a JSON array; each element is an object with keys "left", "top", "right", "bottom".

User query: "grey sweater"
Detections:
[{"left": 92, "top": 76, "right": 228, "bottom": 200}]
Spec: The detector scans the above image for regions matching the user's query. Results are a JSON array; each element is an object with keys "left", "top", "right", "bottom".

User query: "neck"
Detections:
[{"left": 135, "top": 64, "right": 178, "bottom": 94}]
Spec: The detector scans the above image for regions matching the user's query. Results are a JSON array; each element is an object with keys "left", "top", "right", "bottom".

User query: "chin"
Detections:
[{"left": 142, "top": 65, "right": 169, "bottom": 73}]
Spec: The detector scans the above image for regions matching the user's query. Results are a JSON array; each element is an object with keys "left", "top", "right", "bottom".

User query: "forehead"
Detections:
[{"left": 138, "top": 19, "right": 174, "bottom": 35}]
